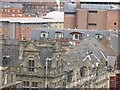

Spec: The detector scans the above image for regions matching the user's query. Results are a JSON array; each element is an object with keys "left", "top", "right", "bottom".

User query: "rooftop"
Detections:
[
  {"left": 0, "top": 17, "right": 64, "bottom": 23},
  {"left": 31, "top": 28, "right": 111, "bottom": 40},
  {"left": 0, "top": 2, "right": 22, "bottom": 8},
  {"left": 43, "top": 11, "right": 64, "bottom": 20}
]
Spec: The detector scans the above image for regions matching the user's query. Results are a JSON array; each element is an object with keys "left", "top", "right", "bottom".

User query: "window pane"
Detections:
[
  {"left": 29, "top": 60, "right": 32, "bottom": 66},
  {"left": 29, "top": 60, "right": 35, "bottom": 67},
  {"left": 32, "top": 68, "right": 34, "bottom": 72},
  {"left": 32, "top": 82, "right": 38, "bottom": 87},
  {"left": 23, "top": 81, "right": 29, "bottom": 86},
  {"left": 75, "top": 34, "right": 78, "bottom": 39},
  {"left": 32, "top": 60, "right": 35, "bottom": 67},
  {"left": 29, "top": 68, "right": 34, "bottom": 72}
]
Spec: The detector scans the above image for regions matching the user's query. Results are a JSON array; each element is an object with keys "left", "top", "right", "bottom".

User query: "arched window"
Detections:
[{"left": 80, "top": 66, "right": 85, "bottom": 77}]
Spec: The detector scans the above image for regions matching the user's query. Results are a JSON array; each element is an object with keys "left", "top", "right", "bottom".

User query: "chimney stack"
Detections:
[{"left": 75, "top": 0, "right": 80, "bottom": 9}]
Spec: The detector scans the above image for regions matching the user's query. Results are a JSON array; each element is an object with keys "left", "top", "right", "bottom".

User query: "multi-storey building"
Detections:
[
  {"left": 109, "top": 55, "right": 120, "bottom": 90},
  {"left": 22, "top": 1, "right": 58, "bottom": 17},
  {"left": 0, "top": 13, "right": 64, "bottom": 40},
  {"left": 31, "top": 28, "right": 114, "bottom": 47},
  {"left": 0, "top": 31, "right": 119, "bottom": 89},
  {"left": 0, "top": 0, "right": 60, "bottom": 17},
  {"left": 0, "top": 2, "right": 27, "bottom": 17},
  {"left": 64, "top": 0, "right": 120, "bottom": 30},
  {"left": 0, "top": 39, "right": 68, "bottom": 89}
]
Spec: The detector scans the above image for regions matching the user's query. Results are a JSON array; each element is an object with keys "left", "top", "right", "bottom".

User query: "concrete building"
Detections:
[{"left": 64, "top": 0, "right": 120, "bottom": 30}]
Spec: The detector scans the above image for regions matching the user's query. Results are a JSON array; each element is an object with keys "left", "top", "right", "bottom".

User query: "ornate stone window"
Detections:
[
  {"left": 23, "top": 81, "right": 30, "bottom": 89},
  {"left": 29, "top": 59, "right": 35, "bottom": 72},
  {"left": 32, "top": 82, "right": 38, "bottom": 89}
]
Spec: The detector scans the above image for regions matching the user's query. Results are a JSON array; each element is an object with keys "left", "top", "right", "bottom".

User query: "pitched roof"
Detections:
[
  {"left": 2, "top": 39, "right": 20, "bottom": 67},
  {"left": 65, "top": 37, "right": 110, "bottom": 68}
]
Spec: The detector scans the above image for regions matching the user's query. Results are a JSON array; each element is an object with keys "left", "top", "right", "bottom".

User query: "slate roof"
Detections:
[
  {"left": 31, "top": 28, "right": 110, "bottom": 40},
  {"left": 64, "top": 2, "right": 76, "bottom": 12},
  {"left": 1, "top": 39, "right": 20, "bottom": 67},
  {"left": 64, "top": 37, "right": 111, "bottom": 70},
  {"left": 39, "top": 46, "right": 54, "bottom": 66},
  {"left": 110, "top": 32, "right": 120, "bottom": 55},
  {"left": 0, "top": 2, "right": 22, "bottom": 8}
]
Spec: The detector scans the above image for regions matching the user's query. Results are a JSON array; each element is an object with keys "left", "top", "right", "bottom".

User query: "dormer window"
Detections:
[
  {"left": 95, "top": 34, "right": 103, "bottom": 39},
  {"left": 40, "top": 31, "right": 49, "bottom": 39},
  {"left": 3, "top": 55, "right": 10, "bottom": 66},
  {"left": 70, "top": 32, "right": 83, "bottom": 40},
  {"left": 55, "top": 32, "right": 64, "bottom": 39}
]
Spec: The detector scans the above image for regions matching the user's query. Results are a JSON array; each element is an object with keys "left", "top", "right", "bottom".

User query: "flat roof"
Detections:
[{"left": 0, "top": 17, "right": 64, "bottom": 23}]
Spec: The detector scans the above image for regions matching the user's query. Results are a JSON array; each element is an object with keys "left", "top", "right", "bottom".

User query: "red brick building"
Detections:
[
  {"left": 110, "top": 55, "right": 120, "bottom": 90},
  {"left": 0, "top": 17, "right": 63, "bottom": 40},
  {"left": 64, "top": 1, "right": 120, "bottom": 30},
  {"left": 0, "top": 2, "right": 28, "bottom": 17}
]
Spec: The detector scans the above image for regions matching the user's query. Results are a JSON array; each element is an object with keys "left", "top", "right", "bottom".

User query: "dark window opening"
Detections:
[
  {"left": 29, "top": 60, "right": 35, "bottom": 72},
  {"left": 23, "top": 81, "right": 29, "bottom": 86},
  {"left": 23, "top": 81, "right": 30, "bottom": 90},
  {"left": 32, "top": 82, "right": 38, "bottom": 87},
  {"left": 75, "top": 34, "right": 78, "bottom": 39},
  {"left": 65, "top": 70, "right": 73, "bottom": 82},
  {"left": 89, "top": 10, "right": 97, "bottom": 13},
  {"left": 80, "top": 66, "right": 85, "bottom": 77},
  {"left": 114, "top": 22, "right": 117, "bottom": 25},
  {"left": 65, "top": 12, "right": 76, "bottom": 15},
  {"left": 2, "top": 56, "right": 10, "bottom": 66},
  {"left": 43, "top": 34, "right": 46, "bottom": 38},
  {"left": 88, "top": 23, "right": 97, "bottom": 26}
]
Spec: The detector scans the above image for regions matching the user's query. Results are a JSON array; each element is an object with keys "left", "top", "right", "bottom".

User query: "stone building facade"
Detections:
[
  {"left": 1, "top": 35, "right": 119, "bottom": 89},
  {"left": 1, "top": 39, "right": 68, "bottom": 89}
]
